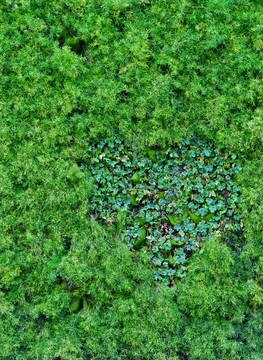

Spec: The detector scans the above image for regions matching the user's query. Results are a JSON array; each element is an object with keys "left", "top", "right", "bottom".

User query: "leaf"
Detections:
[
  {"left": 181, "top": 210, "right": 188, "bottom": 220},
  {"left": 171, "top": 239, "right": 185, "bottom": 246},
  {"left": 167, "top": 214, "right": 181, "bottom": 226},
  {"left": 129, "top": 194, "right": 139, "bottom": 205},
  {"left": 70, "top": 296, "right": 81, "bottom": 312},
  {"left": 157, "top": 191, "right": 165, "bottom": 199},
  {"left": 203, "top": 149, "right": 211, "bottom": 157},
  {"left": 134, "top": 227, "right": 147, "bottom": 249},
  {"left": 148, "top": 150, "right": 157, "bottom": 162},
  {"left": 188, "top": 212, "right": 202, "bottom": 224},
  {"left": 131, "top": 171, "right": 140, "bottom": 184},
  {"left": 138, "top": 216, "right": 147, "bottom": 225},
  {"left": 82, "top": 294, "right": 88, "bottom": 309},
  {"left": 159, "top": 149, "right": 167, "bottom": 158},
  {"left": 204, "top": 213, "right": 214, "bottom": 222}
]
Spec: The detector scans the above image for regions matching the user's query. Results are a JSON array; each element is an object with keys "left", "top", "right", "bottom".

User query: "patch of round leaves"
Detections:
[{"left": 82, "top": 137, "right": 242, "bottom": 286}]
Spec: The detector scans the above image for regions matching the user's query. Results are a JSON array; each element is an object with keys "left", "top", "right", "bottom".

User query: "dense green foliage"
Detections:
[
  {"left": 0, "top": 0, "right": 263, "bottom": 359},
  {"left": 84, "top": 136, "right": 242, "bottom": 285}
]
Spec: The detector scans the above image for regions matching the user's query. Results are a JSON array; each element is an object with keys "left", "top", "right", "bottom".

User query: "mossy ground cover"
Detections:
[{"left": 1, "top": 1, "right": 263, "bottom": 359}]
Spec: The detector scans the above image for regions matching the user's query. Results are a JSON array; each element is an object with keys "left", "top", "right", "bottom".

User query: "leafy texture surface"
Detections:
[
  {"left": 84, "top": 137, "right": 242, "bottom": 285},
  {"left": 0, "top": 0, "right": 263, "bottom": 359}
]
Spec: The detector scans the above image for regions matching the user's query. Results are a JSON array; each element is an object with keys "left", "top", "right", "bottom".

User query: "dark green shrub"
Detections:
[{"left": 83, "top": 136, "right": 242, "bottom": 285}]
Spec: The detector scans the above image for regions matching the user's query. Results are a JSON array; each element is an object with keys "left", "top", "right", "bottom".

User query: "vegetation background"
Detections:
[{"left": 0, "top": 0, "right": 263, "bottom": 359}]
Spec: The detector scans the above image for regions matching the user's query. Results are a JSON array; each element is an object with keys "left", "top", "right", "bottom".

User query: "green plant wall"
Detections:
[{"left": 0, "top": 0, "right": 263, "bottom": 359}]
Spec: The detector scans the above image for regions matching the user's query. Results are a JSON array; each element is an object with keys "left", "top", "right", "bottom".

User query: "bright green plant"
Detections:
[{"left": 1, "top": 0, "right": 263, "bottom": 358}]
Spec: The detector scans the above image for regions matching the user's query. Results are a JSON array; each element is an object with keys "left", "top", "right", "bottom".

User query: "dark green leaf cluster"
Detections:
[{"left": 83, "top": 137, "right": 242, "bottom": 285}]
